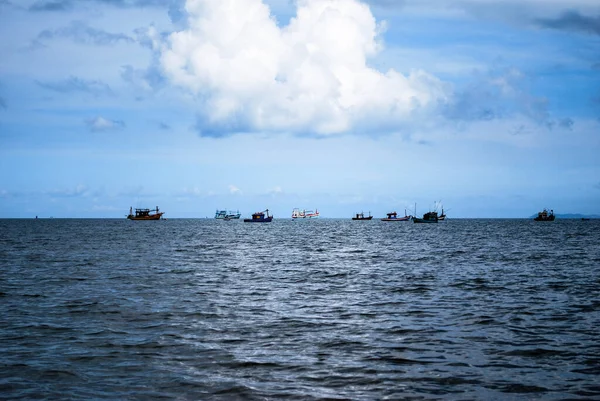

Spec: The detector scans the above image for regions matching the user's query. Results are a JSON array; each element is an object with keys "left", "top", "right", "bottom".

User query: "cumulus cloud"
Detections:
[
  {"left": 160, "top": 0, "right": 450, "bottom": 136},
  {"left": 85, "top": 116, "right": 125, "bottom": 132}
]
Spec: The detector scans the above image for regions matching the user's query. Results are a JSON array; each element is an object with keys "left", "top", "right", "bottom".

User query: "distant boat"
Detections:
[
  {"left": 413, "top": 211, "right": 438, "bottom": 223},
  {"left": 127, "top": 206, "right": 164, "bottom": 220},
  {"left": 352, "top": 212, "right": 373, "bottom": 220},
  {"left": 581, "top": 218, "right": 590, "bottom": 221},
  {"left": 534, "top": 209, "right": 555, "bottom": 221},
  {"left": 381, "top": 210, "right": 412, "bottom": 221},
  {"left": 215, "top": 209, "right": 241, "bottom": 219},
  {"left": 438, "top": 207, "right": 447, "bottom": 221},
  {"left": 244, "top": 209, "right": 273, "bottom": 223},
  {"left": 292, "top": 208, "right": 319, "bottom": 219}
]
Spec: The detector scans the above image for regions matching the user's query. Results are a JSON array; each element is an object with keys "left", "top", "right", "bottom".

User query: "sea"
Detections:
[{"left": 1, "top": 218, "right": 599, "bottom": 400}]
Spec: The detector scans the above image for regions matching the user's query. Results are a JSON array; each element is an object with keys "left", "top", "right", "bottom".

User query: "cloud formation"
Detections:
[
  {"left": 537, "top": 11, "right": 600, "bottom": 36},
  {"left": 29, "top": 1, "right": 74, "bottom": 11},
  {"left": 160, "top": 0, "right": 449, "bottom": 136},
  {"left": 36, "top": 76, "right": 113, "bottom": 96},
  {"left": 37, "top": 21, "right": 134, "bottom": 45},
  {"left": 85, "top": 116, "right": 125, "bottom": 132},
  {"left": 46, "top": 184, "right": 89, "bottom": 198},
  {"left": 229, "top": 185, "right": 241, "bottom": 195}
]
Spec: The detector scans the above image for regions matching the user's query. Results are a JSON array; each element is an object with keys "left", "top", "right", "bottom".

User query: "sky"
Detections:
[{"left": 0, "top": 0, "right": 599, "bottom": 218}]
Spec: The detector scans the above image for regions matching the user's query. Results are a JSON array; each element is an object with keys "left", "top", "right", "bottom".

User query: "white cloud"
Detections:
[
  {"left": 86, "top": 116, "right": 125, "bottom": 132},
  {"left": 229, "top": 184, "right": 242, "bottom": 194},
  {"left": 268, "top": 186, "right": 283, "bottom": 195},
  {"left": 160, "top": 0, "right": 450, "bottom": 136}
]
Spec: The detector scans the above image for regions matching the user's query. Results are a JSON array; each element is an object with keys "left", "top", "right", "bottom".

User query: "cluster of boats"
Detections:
[
  {"left": 352, "top": 208, "right": 446, "bottom": 223},
  {"left": 126, "top": 206, "right": 561, "bottom": 222},
  {"left": 125, "top": 205, "right": 448, "bottom": 222}
]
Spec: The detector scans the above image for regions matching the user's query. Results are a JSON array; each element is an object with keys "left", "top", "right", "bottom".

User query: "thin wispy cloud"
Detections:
[
  {"left": 157, "top": 121, "right": 170, "bottom": 130},
  {"left": 37, "top": 21, "right": 134, "bottom": 45},
  {"left": 85, "top": 116, "right": 125, "bottom": 132},
  {"left": 537, "top": 11, "right": 600, "bottom": 36},
  {"left": 229, "top": 185, "right": 242, "bottom": 195},
  {"left": 120, "top": 64, "right": 165, "bottom": 91},
  {"left": 36, "top": 76, "right": 113, "bottom": 96},
  {"left": 46, "top": 184, "right": 89, "bottom": 198},
  {"left": 0, "top": 96, "right": 6, "bottom": 110},
  {"left": 29, "top": 1, "right": 73, "bottom": 12}
]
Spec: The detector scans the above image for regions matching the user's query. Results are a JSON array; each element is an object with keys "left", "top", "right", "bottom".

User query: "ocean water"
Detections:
[{"left": 1, "top": 218, "right": 599, "bottom": 400}]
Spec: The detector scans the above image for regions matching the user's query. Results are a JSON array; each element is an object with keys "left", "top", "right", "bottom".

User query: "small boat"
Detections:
[
  {"left": 127, "top": 206, "right": 164, "bottom": 220},
  {"left": 534, "top": 209, "right": 555, "bottom": 221},
  {"left": 381, "top": 210, "right": 412, "bottom": 221},
  {"left": 292, "top": 208, "right": 320, "bottom": 218},
  {"left": 244, "top": 209, "right": 273, "bottom": 223},
  {"left": 413, "top": 211, "right": 438, "bottom": 223},
  {"left": 581, "top": 218, "right": 590, "bottom": 221},
  {"left": 438, "top": 208, "right": 447, "bottom": 221},
  {"left": 215, "top": 209, "right": 241, "bottom": 219},
  {"left": 352, "top": 212, "right": 373, "bottom": 220}
]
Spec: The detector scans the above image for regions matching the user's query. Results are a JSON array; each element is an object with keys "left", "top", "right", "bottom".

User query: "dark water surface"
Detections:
[{"left": 1, "top": 218, "right": 599, "bottom": 400}]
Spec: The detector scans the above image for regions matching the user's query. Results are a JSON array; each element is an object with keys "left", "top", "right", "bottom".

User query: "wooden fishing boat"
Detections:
[
  {"left": 127, "top": 206, "right": 164, "bottom": 220},
  {"left": 244, "top": 209, "right": 273, "bottom": 223},
  {"left": 215, "top": 209, "right": 241, "bottom": 219},
  {"left": 534, "top": 209, "right": 555, "bottom": 221},
  {"left": 413, "top": 211, "right": 438, "bottom": 223},
  {"left": 381, "top": 210, "right": 412, "bottom": 221},
  {"left": 292, "top": 208, "right": 320, "bottom": 218},
  {"left": 352, "top": 212, "right": 373, "bottom": 220}
]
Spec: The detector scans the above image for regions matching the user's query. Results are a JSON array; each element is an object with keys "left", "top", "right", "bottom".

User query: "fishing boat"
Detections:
[
  {"left": 215, "top": 209, "right": 241, "bottom": 219},
  {"left": 381, "top": 210, "right": 412, "bottom": 221},
  {"left": 534, "top": 209, "right": 555, "bottom": 221},
  {"left": 438, "top": 207, "right": 447, "bottom": 221},
  {"left": 352, "top": 212, "right": 373, "bottom": 220},
  {"left": 413, "top": 211, "right": 438, "bottom": 223},
  {"left": 244, "top": 209, "right": 273, "bottom": 223},
  {"left": 292, "top": 208, "right": 320, "bottom": 218},
  {"left": 127, "top": 206, "right": 164, "bottom": 220}
]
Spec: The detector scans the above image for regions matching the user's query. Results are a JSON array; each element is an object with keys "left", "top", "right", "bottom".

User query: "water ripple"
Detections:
[{"left": 1, "top": 218, "right": 599, "bottom": 399}]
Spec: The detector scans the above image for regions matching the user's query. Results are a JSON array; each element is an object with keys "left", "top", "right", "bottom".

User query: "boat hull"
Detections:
[
  {"left": 243, "top": 217, "right": 273, "bottom": 223},
  {"left": 534, "top": 216, "right": 555, "bottom": 221},
  {"left": 413, "top": 217, "right": 438, "bottom": 223},
  {"left": 382, "top": 217, "right": 411, "bottom": 221},
  {"left": 352, "top": 217, "right": 373, "bottom": 220},
  {"left": 127, "top": 213, "right": 164, "bottom": 221}
]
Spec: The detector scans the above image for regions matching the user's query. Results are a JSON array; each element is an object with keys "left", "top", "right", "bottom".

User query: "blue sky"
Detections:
[{"left": 1, "top": 0, "right": 599, "bottom": 218}]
